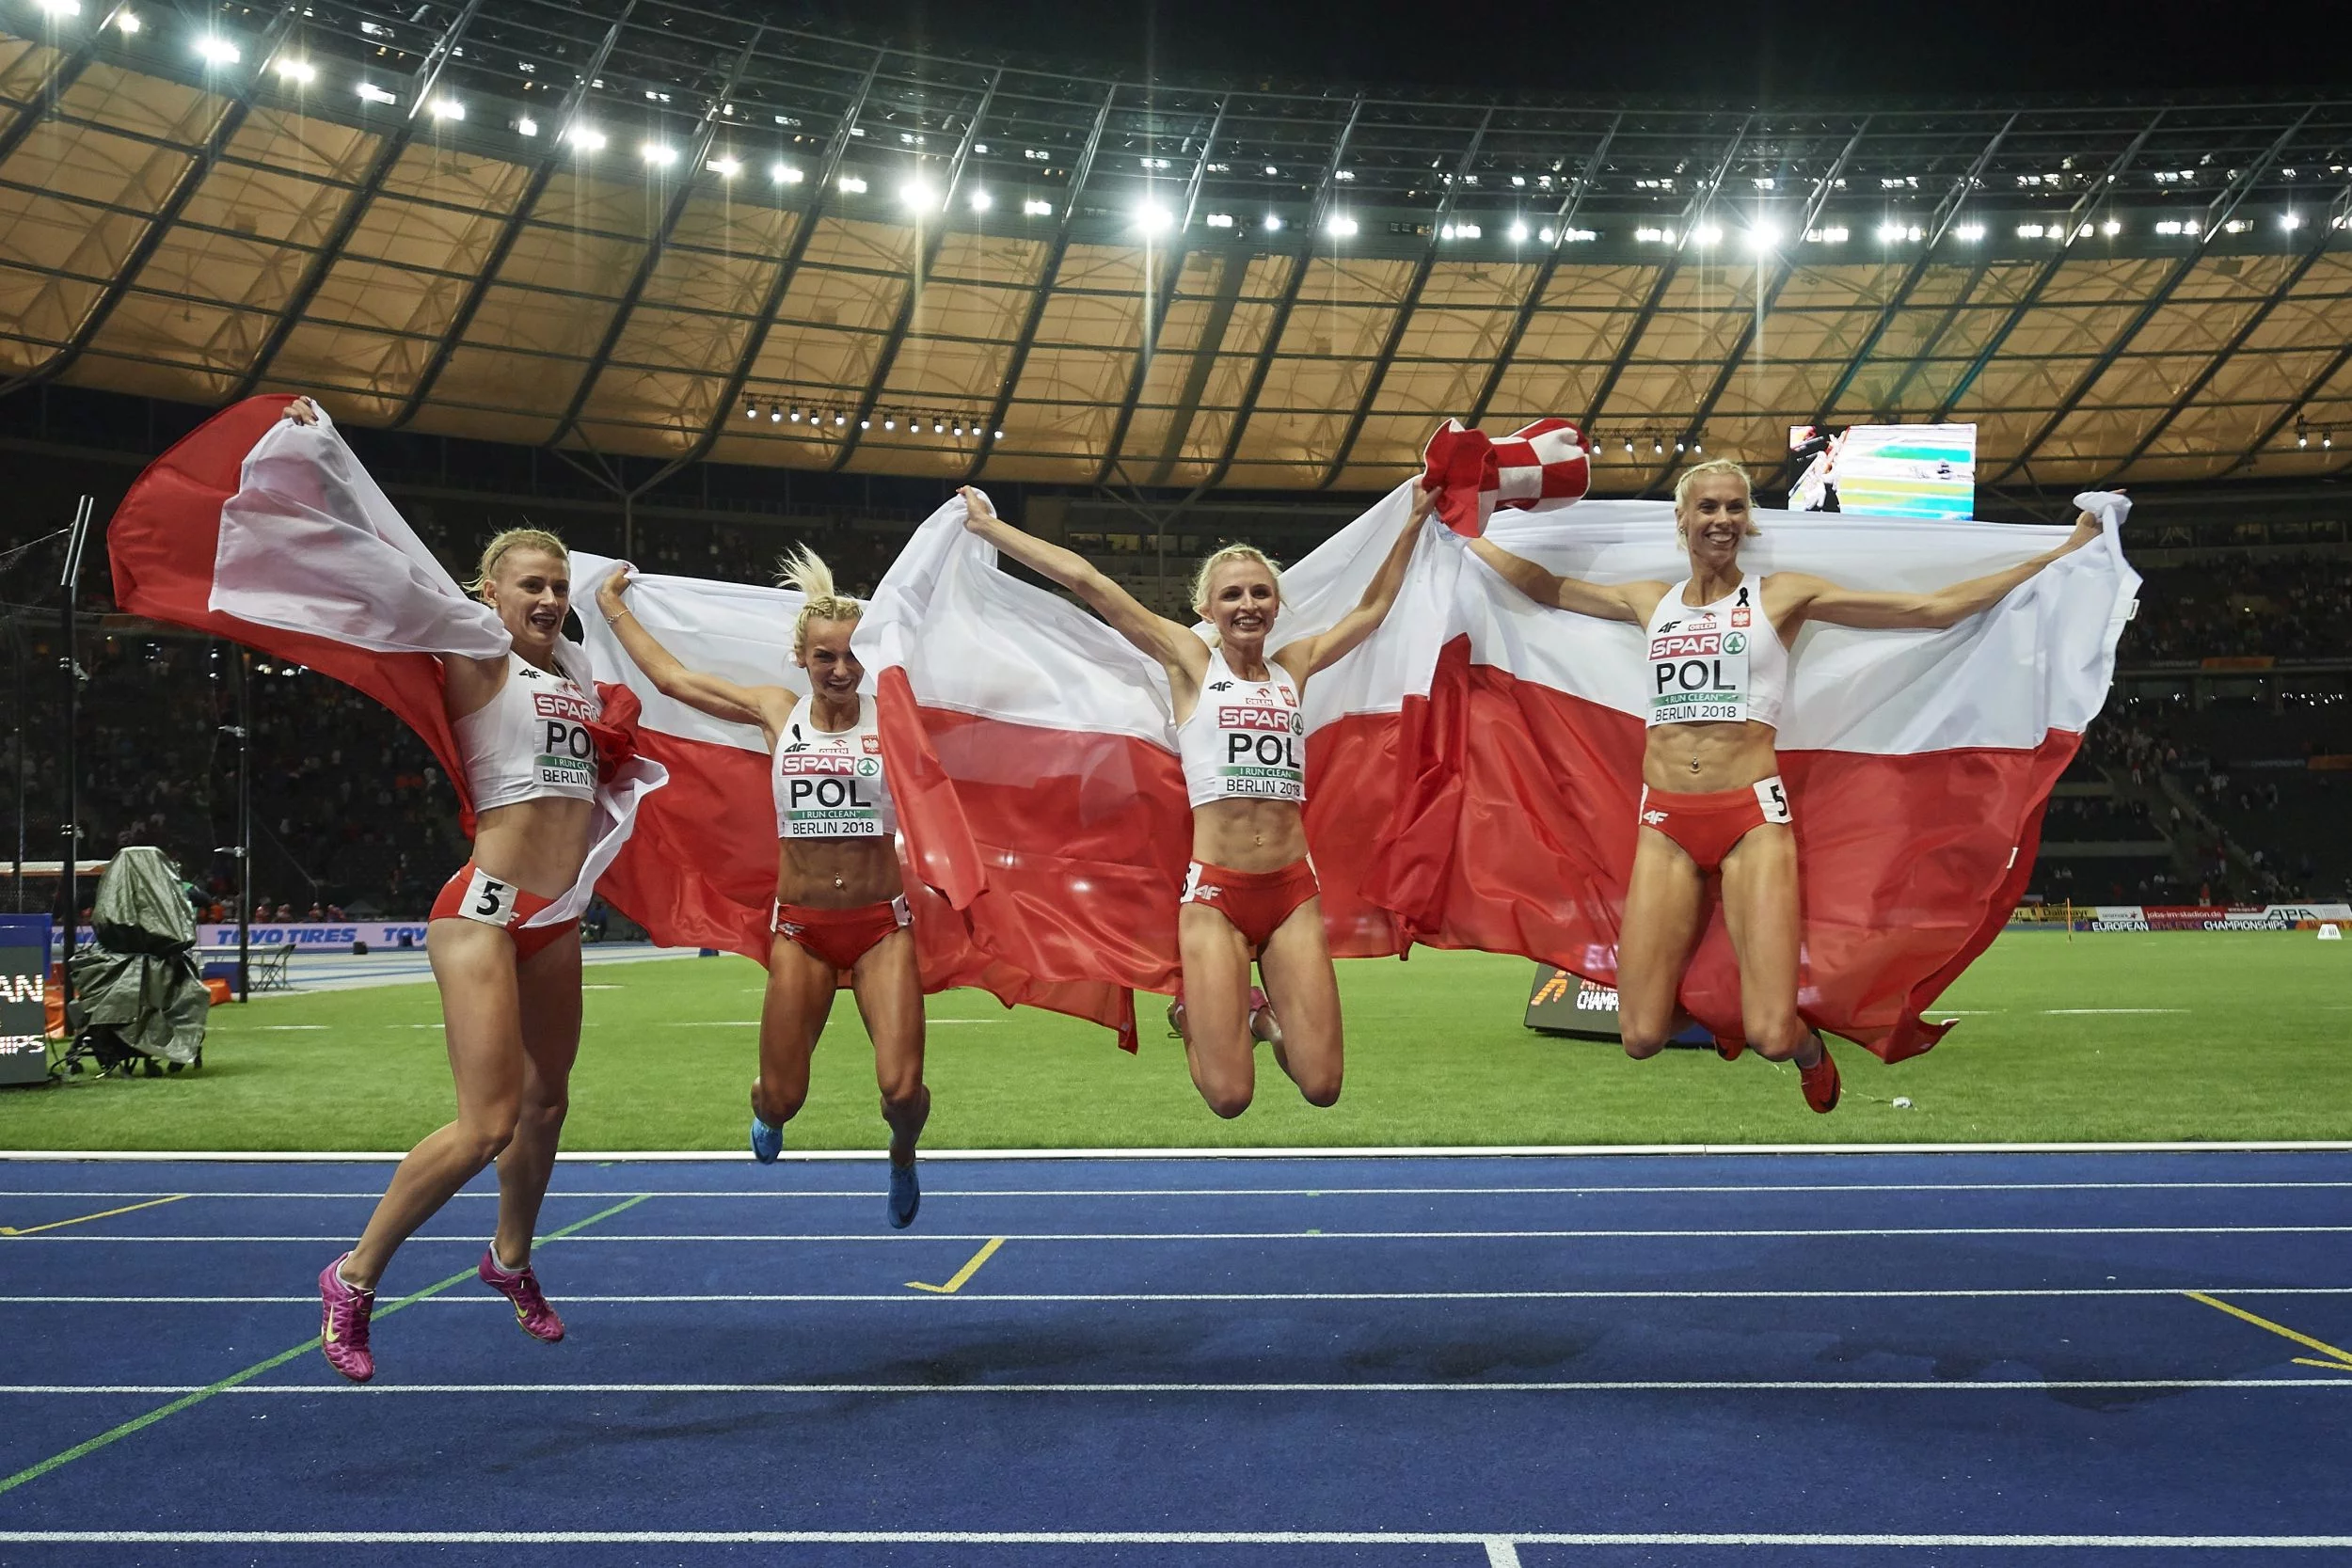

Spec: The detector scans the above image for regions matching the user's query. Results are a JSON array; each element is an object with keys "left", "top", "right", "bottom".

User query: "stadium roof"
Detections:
[{"left": 2, "top": 2, "right": 2350, "bottom": 500}]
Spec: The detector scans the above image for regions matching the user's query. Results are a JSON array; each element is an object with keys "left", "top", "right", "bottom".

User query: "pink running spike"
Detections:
[
  {"left": 317, "top": 1254, "right": 375, "bottom": 1383},
  {"left": 478, "top": 1247, "right": 566, "bottom": 1342}
]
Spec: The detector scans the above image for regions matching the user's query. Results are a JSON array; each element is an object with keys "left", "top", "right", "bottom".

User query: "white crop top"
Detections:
[
  {"left": 771, "top": 702, "right": 896, "bottom": 839},
  {"left": 453, "top": 653, "right": 600, "bottom": 812},
  {"left": 1643, "top": 574, "right": 1788, "bottom": 730},
  {"left": 1177, "top": 646, "right": 1307, "bottom": 809}
]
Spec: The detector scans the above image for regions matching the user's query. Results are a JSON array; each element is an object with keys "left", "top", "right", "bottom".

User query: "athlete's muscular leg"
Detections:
[
  {"left": 1177, "top": 903, "right": 1258, "bottom": 1117},
  {"left": 1614, "top": 829, "right": 1709, "bottom": 1059},
  {"left": 343, "top": 919, "right": 528, "bottom": 1290},
  {"left": 1717, "top": 824, "right": 1822, "bottom": 1066},
  {"left": 1253, "top": 896, "right": 1343, "bottom": 1107},
  {"left": 755, "top": 933, "right": 837, "bottom": 1127},
  {"left": 491, "top": 931, "right": 583, "bottom": 1269},
  {"left": 850, "top": 927, "right": 928, "bottom": 1165}
]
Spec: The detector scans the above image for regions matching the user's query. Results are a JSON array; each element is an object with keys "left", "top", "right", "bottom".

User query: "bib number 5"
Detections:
[
  {"left": 1754, "top": 778, "right": 1792, "bottom": 825},
  {"left": 459, "top": 869, "right": 519, "bottom": 927}
]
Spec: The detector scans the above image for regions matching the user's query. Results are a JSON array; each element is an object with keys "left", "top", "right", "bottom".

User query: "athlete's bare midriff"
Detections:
[
  {"left": 1191, "top": 795, "right": 1309, "bottom": 873},
  {"left": 1641, "top": 719, "right": 1781, "bottom": 796},
  {"left": 470, "top": 797, "right": 596, "bottom": 899},
  {"left": 775, "top": 836, "right": 902, "bottom": 911}
]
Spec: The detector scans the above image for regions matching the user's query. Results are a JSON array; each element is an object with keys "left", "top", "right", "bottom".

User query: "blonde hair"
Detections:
[
  {"left": 777, "top": 544, "right": 862, "bottom": 656},
  {"left": 1189, "top": 543, "right": 1283, "bottom": 620},
  {"left": 1672, "top": 458, "right": 1762, "bottom": 541},
  {"left": 469, "top": 527, "right": 568, "bottom": 597}
]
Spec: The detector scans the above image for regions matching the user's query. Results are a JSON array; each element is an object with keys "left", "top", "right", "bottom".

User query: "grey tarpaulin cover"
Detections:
[{"left": 68, "top": 847, "right": 207, "bottom": 1065}]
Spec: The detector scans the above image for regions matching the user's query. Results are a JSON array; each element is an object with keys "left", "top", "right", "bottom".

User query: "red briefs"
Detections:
[
  {"left": 771, "top": 895, "right": 912, "bottom": 972},
  {"left": 429, "top": 863, "right": 579, "bottom": 961},
  {"left": 1181, "top": 858, "right": 1320, "bottom": 950},
  {"left": 1636, "top": 776, "right": 1793, "bottom": 874}
]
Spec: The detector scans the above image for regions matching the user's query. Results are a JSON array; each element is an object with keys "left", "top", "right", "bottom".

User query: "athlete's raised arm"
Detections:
[
  {"left": 596, "top": 566, "right": 796, "bottom": 737},
  {"left": 959, "top": 485, "right": 1209, "bottom": 684},
  {"left": 1466, "top": 536, "right": 1669, "bottom": 626},
  {"left": 1275, "top": 484, "right": 1434, "bottom": 683},
  {"left": 1778, "top": 504, "right": 2106, "bottom": 633}
]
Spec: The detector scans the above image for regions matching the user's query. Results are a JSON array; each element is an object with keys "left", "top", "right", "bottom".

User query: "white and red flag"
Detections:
[
  {"left": 1419, "top": 417, "right": 1593, "bottom": 538},
  {"left": 107, "top": 396, "right": 665, "bottom": 929}
]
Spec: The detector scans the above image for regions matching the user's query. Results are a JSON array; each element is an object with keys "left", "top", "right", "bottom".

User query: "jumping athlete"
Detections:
[
  {"left": 958, "top": 483, "right": 1431, "bottom": 1117},
  {"left": 596, "top": 550, "right": 927, "bottom": 1224},
  {"left": 306, "top": 439, "right": 604, "bottom": 1375},
  {"left": 1468, "top": 458, "right": 2103, "bottom": 1110}
]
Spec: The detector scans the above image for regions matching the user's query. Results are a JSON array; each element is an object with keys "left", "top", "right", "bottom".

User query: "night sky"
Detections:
[{"left": 802, "top": 0, "right": 2340, "bottom": 100}]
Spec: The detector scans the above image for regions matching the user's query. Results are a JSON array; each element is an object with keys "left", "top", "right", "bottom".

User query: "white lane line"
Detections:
[
  {"left": 9, "top": 1140, "right": 2352, "bottom": 1160},
  {"left": 6, "top": 1531, "right": 2352, "bottom": 1550},
  {"left": 6, "top": 1378, "right": 2349, "bottom": 1397},
  {"left": 1486, "top": 1542, "right": 1522, "bottom": 1568},
  {"left": 2043, "top": 1008, "right": 2190, "bottom": 1015},
  {"left": 8, "top": 1180, "right": 2349, "bottom": 1199},
  {"left": 17, "top": 1225, "right": 2349, "bottom": 1243},
  {"left": 8, "top": 1285, "right": 2352, "bottom": 1306}
]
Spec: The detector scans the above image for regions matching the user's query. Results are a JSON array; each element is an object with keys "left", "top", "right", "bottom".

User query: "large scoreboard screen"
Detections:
[{"left": 1788, "top": 423, "right": 1978, "bottom": 519}]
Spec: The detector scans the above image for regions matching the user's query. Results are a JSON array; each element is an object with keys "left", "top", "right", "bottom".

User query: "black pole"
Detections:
[
  {"left": 8, "top": 608, "right": 24, "bottom": 912},
  {"left": 56, "top": 495, "right": 92, "bottom": 996},
  {"left": 235, "top": 647, "right": 251, "bottom": 1003}
]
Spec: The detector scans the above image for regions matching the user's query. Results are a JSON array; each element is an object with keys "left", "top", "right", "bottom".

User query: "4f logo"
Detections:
[
  {"left": 1208, "top": 680, "right": 1232, "bottom": 691},
  {"left": 1641, "top": 809, "right": 1668, "bottom": 826}
]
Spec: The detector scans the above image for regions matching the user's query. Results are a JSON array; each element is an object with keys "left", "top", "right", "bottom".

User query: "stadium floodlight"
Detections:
[
  {"left": 1539, "top": 227, "right": 1556, "bottom": 243},
  {"left": 272, "top": 56, "right": 316, "bottom": 85},
  {"left": 770, "top": 405, "right": 783, "bottom": 422},
  {"left": 1454, "top": 222, "right": 1481, "bottom": 239},
  {"left": 838, "top": 174, "right": 867, "bottom": 194},
  {"left": 2016, "top": 223, "right": 2046, "bottom": 238},
  {"left": 1691, "top": 440, "right": 1702, "bottom": 453},
  {"left": 790, "top": 406, "right": 803, "bottom": 422},
  {"left": 114, "top": 7, "right": 138, "bottom": 30},
  {"left": 1653, "top": 438, "right": 1664, "bottom": 454},
  {"left": 643, "top": 143, "right": 677, "bottom": 167},
  {"left": 427, "top": 96, "right": 463, "bottom": 120},
  {"left": 967, "top": 188, "right": 991, "bottom": 211},
  {"left": 932, "top": 419, "right": 945, "bottom": 434},
  {"left": 858, "top": 419, "right": 870, "bottom": 431},
  {"left": 993, "top": 429, "right": 1005, "bottom": 440},
  {"left": 745, "top": 402, "right": 758, "bottom": 420},
  {"left": 1952, "top": 222, "right": 1985, "bottom": 241},
  {"left": 1508, "top": 221, "right": 1529, "bottom": 243},
  {"left": 1876, "top": 221, "right": 1907, "bottom": 243},
  {"left": 1264, "top": 165, "right": 1278, "bottom": 176},
  {"left": 1206, "top": 213, "right": 1235, "bottom": 229},
  {"left": 1634, "top": 227, "right": 1668, "bottom": 243},
  {"left": 355, "top": 83, "right": 396, "bottom": 106},
  {"left": 1263, "top": 214, "right": 1282, "bottom": 232},
  {"left": 2282, "top": 212, "right": 2303, "bottom": 230},
  {"left": 567, "top": 124, "right": 607, "bottom": 152},
  {"left": 954, "top": 422, "right": 965, "bottom": 436},
  {"left": 1327, "top": 215, "right": 1358, "bottom": 237},
  {"left": 516, "top": 117, "right": 539, "bottom": 137},
  {"left": 1135, "top": 203, "right": 1174, "bottom": 235},
  {"left": 899, "top": 181, "right": 938, "bottom": 211},
  {"left": 771, "top": 163, "right": 803, "bottom": 183},
  {"left": 1022, "top": 198, "right": 1052, "bottom": 216},
  {"left": 194, "top": 35, "right": 241, "bottom": 66},
  {"left": 707, "top": 156, "right": 741, "bottom": 178},
  {"left": 1623, "top": 438, "right": 1635, "bottom": 453},
  {"left": 882, "top": 416, "right": 896, "bottom": 432},
  {"left": 1692, "top": 223, "right": 1723, "bottom": 246},
  {"left": 1744, "top": 221, "right": 1780, "bottom": 251},
  {"left": 833, "top": 411, "right": 846, "bottom": 426},
  {"left": 2101, "top": 218, "right": 2122, "bottom": 235}
]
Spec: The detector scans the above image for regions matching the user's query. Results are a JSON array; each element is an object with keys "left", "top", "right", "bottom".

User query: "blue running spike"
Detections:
[
  {"left": 749, "top": 1112, "right": 783, "bottom": 1164},
  {"left": 888, "top": 1161, "right": 921, "bottom": 1228}
]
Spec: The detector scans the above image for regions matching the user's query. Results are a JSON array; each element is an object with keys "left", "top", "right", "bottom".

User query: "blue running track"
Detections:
[{"left": 1, "top": 1149, "right": 2349, "bottom": 1566}]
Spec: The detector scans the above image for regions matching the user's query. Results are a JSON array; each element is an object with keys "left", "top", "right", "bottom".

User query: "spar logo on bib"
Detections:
[{"left": 1722, "top": 630, "right": 1747, "bottom": 655}]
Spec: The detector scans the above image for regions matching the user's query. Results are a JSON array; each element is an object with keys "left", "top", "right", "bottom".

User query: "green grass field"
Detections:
[{"left": 2, "top": 930, "right": 2346, "bottom": 1151}]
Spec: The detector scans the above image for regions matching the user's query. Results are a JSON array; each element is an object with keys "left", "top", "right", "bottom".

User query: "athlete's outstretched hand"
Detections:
[
  {"left": 283, "top": 396, "right": 322, "bottom": 426},
  {"left": 958, "top": 485, "right": 997, "bottom": 530},
  {"left": 596, "top": 563, "right": 637, "bottom": 621},
  {"left": 2065, "top": 487, "right": 2122, "bottom": 553}
]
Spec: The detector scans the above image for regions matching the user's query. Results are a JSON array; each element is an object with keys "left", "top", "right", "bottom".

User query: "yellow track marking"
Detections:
[
  {"left": 2185, "top": 1291, "right": 2352, "bottom": 1370},
  {"left": 0, "top": 1196, "right": 188, "bottom": 1237},
  {"left": 907, "top": 1237, "right": 1005, "bottom": 1294}
]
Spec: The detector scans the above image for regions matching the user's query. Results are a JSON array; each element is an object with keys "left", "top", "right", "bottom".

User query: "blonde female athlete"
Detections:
[
  {"left": 960, "top": 483, "right": 1431, "bottom": 1117},
  {"left": 1470, "top": 458, "right": 2101, "bottom": 1110},
  {"left": 596, "top": 550, "right": 927, "bottom": 1225},
  {"left": 304, "top": 425, "right": 604, "bottom": 1377}
]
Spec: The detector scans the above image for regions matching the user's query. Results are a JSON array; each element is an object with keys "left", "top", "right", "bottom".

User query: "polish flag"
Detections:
[
  {"left": 1419, "top": 417, "right": 1593, "bottom": 538},
  {"left": 106, "top": 396, "right": 664, "bottom": 928},
  {"left": 1322, "top": 488, "right": 2141, "bottom": 1061}
]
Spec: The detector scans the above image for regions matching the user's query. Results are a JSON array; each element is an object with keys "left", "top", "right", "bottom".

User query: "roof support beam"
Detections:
[
  {"left": 1142, "top": 240, "right": 1250, "bottom": 486},
  {"left": 2104, "top": 175, "right": 2352, "bottom": 483},
  {"left": 1095, "top": 100, "right": 1226, "bottom": 486},
  {"left": 0, "top": 7, "right": 299, "bottom": 400},
  {"left": 0, "top": 3, "right": 126, "bottom": 170},
  {"left": 1926, "top": 111, "right": 2166, "bottom": 425},
  {"left": 1578, "top": 118, "right": 1753, "bottom": 440},
  {"left": 1656, "top": 119, "right": 1869, "bottom": 496},
  {"left": 1462, "top": 116, "right": 1620, "bottom": 429},
  {"left": 829, "top": 70, "right": 1001, "bottom": 471},
  {"left": 389, "top": 2, "right": 640, "bottom": 429},
  {"left": 1318, "top": 109, "right": 1493, "bottom": 488},
  {"left": 1202, "top": 94, "right": 1367, "bottom": 489},
  {"left": 667, "top": 52, "right": 882, "bottom": 475},
  {"left": 1993, "top": 108, "right": 2313, "bottom": 486},
  {"left": 545, "top": 28, "right": 768, "bottom": 451},
  {"left": 963, "top": 83, "right": 1120, "bottom": 485},
  {"left": 230, "top": 0, "right": 487, "bottom": 402}
]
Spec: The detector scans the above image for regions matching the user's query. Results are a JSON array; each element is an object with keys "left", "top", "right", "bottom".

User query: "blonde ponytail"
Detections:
[{"left": 777, "top": 544, "right": 863, "bottom": 656}]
